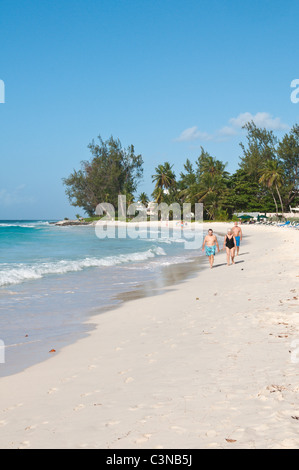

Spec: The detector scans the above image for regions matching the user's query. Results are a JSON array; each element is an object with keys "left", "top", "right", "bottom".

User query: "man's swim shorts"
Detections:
[{"left": 205, "top": 246, "right": 216, "bottom": 256}]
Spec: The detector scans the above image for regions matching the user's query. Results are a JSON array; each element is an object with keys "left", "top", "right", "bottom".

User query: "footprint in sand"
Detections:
[
  {"left": 0, "top": 420, "right": 7, "bottom": 427},
  {"left": 135, "top": 433, "right": 152, "bottom": 444},
  {"left": 273, "top": 439, "right": 299, "bottom": 449},
  {"left": 73, "top": 404, "right": 85, "bottom": 412},
  {"left": 129, "top": 404, "right": 145, "bottom": 412},
  {"left": 48, "top": 388, "right": 59, "bottom": 395},
  {"left": 118, "top": 369, "right": 132, "bottom": 375},
  {"left": 25, "top": 424, "right": 38, "bottom": 431},
  {"left": 207, "top": 442, "right": 220, "bottom": 448},
  {"left": 88, "top": 365, "right": 97, "bottom": 371},
  {"left": 124, "top": 377, "right": 134, "bottom": 384},
  {"left": 4, "top": 403, "right": 23, "bottom": 412},
  {"left": 18, "top": 441, "right": 31, "bottom": 449},
  {"left": 105, "top": 421, "right": 121, "bottom": 427},
  {"left": 146, "top": 353, "right": 158, "bottom": 363}
]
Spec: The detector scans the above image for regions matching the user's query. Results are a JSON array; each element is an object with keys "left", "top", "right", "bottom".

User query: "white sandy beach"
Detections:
[{"left": 0, "top": 223, "right": 298, "bottom": 449}]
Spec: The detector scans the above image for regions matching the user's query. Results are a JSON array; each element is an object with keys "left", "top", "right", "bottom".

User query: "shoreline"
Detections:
[
  {"left": 0, "top": 250, "right": 209, "bottom": 379},
  {"left": 53, "top": 219, "right": 232, "bottom": 228},
  {"left": 0, "top": 223, "right": 298, "bottom": 448},
  {"left": 0, "top": 223, "right": 215, "bottom": 378}
]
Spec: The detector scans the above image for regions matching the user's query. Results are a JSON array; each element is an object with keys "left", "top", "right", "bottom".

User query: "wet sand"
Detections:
[{"left": 0, "top": 245, "right": 208, "bottom": 378}]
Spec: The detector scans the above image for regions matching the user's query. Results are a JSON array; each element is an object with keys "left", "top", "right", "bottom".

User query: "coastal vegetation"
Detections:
[
  {"left": 63, "top": 136, "right": 144, "bottom": 217},
  {"left": 63, "top": 123, "right": 299, "bottom": 220}
]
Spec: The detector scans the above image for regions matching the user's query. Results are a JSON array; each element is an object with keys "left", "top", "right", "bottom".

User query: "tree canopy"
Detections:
[
  {"left": 63, "top": 135, "right": 143, "bottom": 216},
  {"left": 63, "top": 125, "right": 299, "bottom": 220}
]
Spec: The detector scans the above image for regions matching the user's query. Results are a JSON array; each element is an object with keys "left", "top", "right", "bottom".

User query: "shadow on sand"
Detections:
[{"left": 213, "top": 259, "right": 245, "bottom": 269}]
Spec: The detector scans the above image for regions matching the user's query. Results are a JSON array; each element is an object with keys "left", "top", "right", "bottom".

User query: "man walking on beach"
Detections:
[
  {"left": 232, "top": 221, "right": 242, "bottom": 256},
  {"left": 202, "top": 229, "right": 220, "bottom": 269}
]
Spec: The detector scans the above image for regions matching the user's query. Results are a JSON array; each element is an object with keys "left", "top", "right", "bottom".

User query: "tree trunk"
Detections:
[
  {"left": 271, "top": 189, "right": 279, "bottom": 215},
  {"left": 275, "top": 184, "right": 284, "bottom": 216}
]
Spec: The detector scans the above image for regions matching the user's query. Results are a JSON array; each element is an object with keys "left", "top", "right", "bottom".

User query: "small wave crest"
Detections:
[
  {"left": 0, "top": 246, "right": 166, "bottom": 287},
  {"left": 0, "top": 221, "right": 51, "bottom": 228}
]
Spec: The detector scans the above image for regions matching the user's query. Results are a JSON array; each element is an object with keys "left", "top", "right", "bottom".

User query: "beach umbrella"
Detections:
[
  {"left": 257, "top": 214, "right": 268, "bottom": 221},
  {"left": 239, "top": 215, "right": 252, "bottom": 219}
]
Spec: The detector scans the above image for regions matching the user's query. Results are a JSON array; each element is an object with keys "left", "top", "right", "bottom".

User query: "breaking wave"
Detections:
[{"left": 0, "top": 246, "right": 166, "bottom": 287}]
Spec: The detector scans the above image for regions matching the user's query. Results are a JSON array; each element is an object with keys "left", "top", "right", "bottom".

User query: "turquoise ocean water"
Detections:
[{"left": 0, "top": 220, "right": 203, "bottom": 376}]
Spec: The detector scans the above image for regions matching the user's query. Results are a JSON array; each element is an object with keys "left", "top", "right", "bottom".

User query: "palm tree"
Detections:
[
  {"left": 138, "top": 192, "right": 149, "bottom": 207},
  {"left": 259, "top": 160, "right": 284, "bottom": 214},
  {"left": 194, "top": 152, "right": 229, "bottom": 219},
  {"left": 152, "top": 162, "right": 176, "bottom": 203},
  {"left": 152, "top": 186, "right": 164, "bottom": 205},
  {"left": 126, "top": 193, "right": 135, "bottom": 205}
]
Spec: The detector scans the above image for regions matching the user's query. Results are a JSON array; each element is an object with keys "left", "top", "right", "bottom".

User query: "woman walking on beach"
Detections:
[{"left": 223, "top": 229, "right": 236, "bottom": 266}]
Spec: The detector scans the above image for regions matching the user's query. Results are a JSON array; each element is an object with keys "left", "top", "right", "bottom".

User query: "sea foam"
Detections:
[{"left": 0, "top": 246, "right": 166, "bottom": 287}]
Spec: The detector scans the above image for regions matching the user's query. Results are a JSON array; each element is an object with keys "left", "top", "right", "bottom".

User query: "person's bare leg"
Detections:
[
  {"left": 231, "top": 249, "right": 235, "bottom": 264},
  {"left": 209, "top": 255, "right": 214, "bottom": 268},
  {"left": 226, "top": 247, "right": 230, "bottom": 265}
]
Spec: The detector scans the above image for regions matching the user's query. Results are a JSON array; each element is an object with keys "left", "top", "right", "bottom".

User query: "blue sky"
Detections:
[{"left": 0, "top": 0, "right": 298, "bottom": 219}]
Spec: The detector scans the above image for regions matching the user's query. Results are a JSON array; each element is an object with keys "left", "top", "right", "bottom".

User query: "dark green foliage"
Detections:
[
  {"left": 63, "top": 124, "right": 299, "bottom": 219},
  {"left": 63, "top": 135, "right": 143, "bottom": 216}
]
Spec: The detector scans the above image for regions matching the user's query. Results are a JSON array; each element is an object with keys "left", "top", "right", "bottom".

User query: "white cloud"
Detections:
[
  {"left": 229, "top": 112, "right": 289, "bottom": 131},
  {"left": 175, "top": 126, "right": 213, "bottom": 142},
  {"left": 175, "top": 112, "right": 289, "bottom": 144},
  {"left": 218, "top": 126, "right": 238, "bottom": 137}
]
